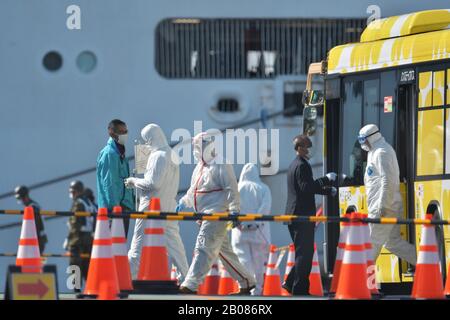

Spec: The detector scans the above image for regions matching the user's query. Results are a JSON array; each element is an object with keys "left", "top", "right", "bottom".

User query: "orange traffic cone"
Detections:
[
  {"left": 263, "top": 245, "right": 282, "bottom": 296},
  {"left": 111, "top": 206, "right": 133, "bottom": 292},
  {"left": 335, "top": 212, "right": 371, "bottom": 299},
  {"left": 197, "top": 280, "right": 205, "bottom": 295},
  {"left": 98, "top": 281, "right": 117, "bottom": 300},
  {"left": 84, "top": 207, "right": 119, "bottom": 297},
  {"left": 218, "top": 260, "right": 239, "bottom": 295},
  {"left": 309, "top": 244, "right": 324, "bottom": 296},
  {"left": 170, "top": 264, "right": 178, "bottom": 284},
  {"left": 360, "top": 213, "right": 380, "bottom": 295},
  {"left": 137, "top": 198, "right": 170, "bottom": 281},
  {"left": 282, "top": 244, "right": 295, "bottom": 296},
  {"left": 233, "top": 279, "right": 239, "bottom": 292},
  {"left": 198, "top": 260, "right": 220, "bottom": 295},
  {"left": 329, "top": 213, "right": 351, "bottom": 294},
  {"left": 16, "top": 206, "right": 42, "bottom": 273},
  {"left": 445, "top": 247, "right": 450, "bottom": 296},
  {"left": 445, "top": 275, "right": 450, "bottom": 297},
  {"left": 412, "top": 213, "right": 444, "bottom": 299}
]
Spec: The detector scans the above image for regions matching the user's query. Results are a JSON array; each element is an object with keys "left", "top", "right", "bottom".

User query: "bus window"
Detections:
[
  {"left": 417, "top": 70, "right": 446, "bottom": 176},
  {"left": 447, "top": 70, "right": 450, "bottom": 105},
  {"left": 446, "top": 109, "right": 450, "bottom": 174},
  {"left": 417, "top": 109, "right": 444, "bottom": 175},
  {"left": 447, "top": 69, "right": 450, "bottom": 174},
  {"left": 432, "top": 71, "right": 445, "bottom": 107},
  {"left": 418, "top": 71, "right": 432, "bottom": 108},
  {"left": 363, "top": 79, "right": 379, "bottom": 125},
  {"left": 341, "top": 81, "right": 365, "bottom": 185}
]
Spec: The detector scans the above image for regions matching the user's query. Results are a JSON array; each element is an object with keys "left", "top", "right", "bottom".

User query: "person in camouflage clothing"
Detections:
[{"left": 65, "top": 180, "right": 95, "bottom": 290}]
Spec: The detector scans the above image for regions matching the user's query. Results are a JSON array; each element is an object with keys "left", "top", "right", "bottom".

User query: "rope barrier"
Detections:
[
  {"left": 0, "top": 209, "right": 448, "bottom": 225},
  {"left": 0, "top": 252, "right": 90, "bottom": 259},
  {"left": 0, "top": 105, "right": 304, "bottom": 201},
  {"left": 274, "top": 245, "right": 290, "bottom": 252}
]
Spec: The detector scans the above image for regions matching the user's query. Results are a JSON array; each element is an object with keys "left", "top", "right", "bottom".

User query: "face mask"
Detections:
[
  {"left": 361, "top": 143, "right": 370, "bottom": 152},
  {"left": 193, "top": 137, "right": 216, "bottom": 163},
  {"left": 69, "top": 193, "right": 74, "bottom": 199},
  {"left": 202, "top": 143, "right": 216, "bottom": 163},
  {"left": 117, "top": 134, "right": 128, "bottom": 145},
  {"left": 307, "top": 145, "right": 316, "bottom": 158},
  {"left": 17, "top": 200, "right": 23, "bottom": 206},
  {"left": 195, "top": 142, "right": 216, "bottom": 163}
]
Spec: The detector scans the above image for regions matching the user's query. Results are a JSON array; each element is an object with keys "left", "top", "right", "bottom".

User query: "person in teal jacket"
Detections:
[{"left": 96, "top": 119, "right": 134, "bottom": 236}]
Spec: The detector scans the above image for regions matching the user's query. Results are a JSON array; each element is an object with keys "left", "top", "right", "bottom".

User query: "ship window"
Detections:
[
  {"left": 155, "top": 18, "right": 366, "bottom": 79},
  {"left": 216, "top": 98, "right": 239, "bottom": 113},
  {"left": 43, "top": 51, "right": 63, "bottom": 72},
  {"left": 76, "top": 51, "right": 97, "bottom": 73}
]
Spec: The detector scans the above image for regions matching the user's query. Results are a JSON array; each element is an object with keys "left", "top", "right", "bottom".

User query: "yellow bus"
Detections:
[{"left": 304, "top": 9, "right": 450, "bottom": 293}]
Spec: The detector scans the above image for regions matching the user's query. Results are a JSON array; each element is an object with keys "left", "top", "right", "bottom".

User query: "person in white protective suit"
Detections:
[
  {"left": 124, "top": 123, "right": 189, "bottom": 281},
  {"left": 231, "top": 163, "right": 272, "bottom": 296},
  {"left": 358, "top": 124, "right": 417, "bottom": 266},
  {"left": 177, "top": 132, "right": 256, "bottom": 294}
]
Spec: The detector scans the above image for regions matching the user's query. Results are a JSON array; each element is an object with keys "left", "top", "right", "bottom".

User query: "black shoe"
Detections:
[
  {"left": 282, "top": 283, "right": 292, "bottom": 295},
  {"left": 179, "top": 286, "right": 197, "bottom": 295},
  {"left": 229, "top": 285, "right": 256, "bottom": 296},
  {"left": 404, "top": 265, "right": 416, "bottom": 277},
  {"left": 371, "top": 291, "right": 385, "bottom": 300},
  {"left": 292, "top": 292, "right": 311, "bottom": 297}
]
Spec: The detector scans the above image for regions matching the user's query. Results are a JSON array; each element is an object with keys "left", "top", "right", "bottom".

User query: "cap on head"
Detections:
[
  {"left": 69, "top": 180, "right": 84, "bottom": 193},
  {"left": 14, "top": 185, "right": 29, "bottom": 199}
]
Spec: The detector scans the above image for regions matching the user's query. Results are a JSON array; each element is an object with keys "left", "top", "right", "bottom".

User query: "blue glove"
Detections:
[
  {"left": 230, "top": 211, "right": 241, "bottom": 229},
  {"left": 175, "top": 202, "right": 186, "bottom": 213}
]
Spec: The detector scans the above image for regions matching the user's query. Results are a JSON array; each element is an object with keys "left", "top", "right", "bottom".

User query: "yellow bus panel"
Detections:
[
  {"left": 416, "top": 109, "right": 444, "bottom": 176},
  {"left": 328, "top": 10, "right": 450, "bottom": 74}
]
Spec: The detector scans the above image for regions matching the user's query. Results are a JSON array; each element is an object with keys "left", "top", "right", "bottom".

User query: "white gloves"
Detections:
[
  {"left": 326, "top": 172, "right": 337, "bottom": 181},
  {"left": 124, "top": 177, "right": 136, "bottom": 189},
  {"left": 63, "top": 238, "right": 69, "bottom": 251}
]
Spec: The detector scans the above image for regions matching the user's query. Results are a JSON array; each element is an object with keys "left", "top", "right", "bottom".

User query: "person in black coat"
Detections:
[{"left": 283, "top": 134, "right": 337, "bottom": 295}]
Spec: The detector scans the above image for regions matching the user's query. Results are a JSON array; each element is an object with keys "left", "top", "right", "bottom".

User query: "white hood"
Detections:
[
  {"left": 141, "top": 123, "right": 169, "bottom": 151},
  {"left": 192, "top": 132, "right": 217, "bottom": 164},
  {"left": 239, "top": 163, "right": 261, "bottom": 184},
  {"left": 359, "top": 124, "right": 382, "bottom": 150}
]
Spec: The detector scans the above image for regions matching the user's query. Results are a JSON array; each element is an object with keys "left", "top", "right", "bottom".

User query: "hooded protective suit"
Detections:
[
  {"left": 359, "top": 124, "right": 416, "bottom": 265},
  {"left": 231, "top": 163, "right": 271, "bottom": 295},
  {"left": 126, "top": 124, "right": 189, "bottom": 281},
  {"left": 179, "top": 132, "right": 256, "bottom": 292}
]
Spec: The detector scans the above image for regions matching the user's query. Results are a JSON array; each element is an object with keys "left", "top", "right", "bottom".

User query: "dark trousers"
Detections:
[
  {"left": 69, "top": 236, "right": 92, "bottom": 292},
  {"left": 121, "top": 206, "right": 131, "bottom": 238},
  {"left": 284, "top": 221, "right": 315, "bottom": 295}
]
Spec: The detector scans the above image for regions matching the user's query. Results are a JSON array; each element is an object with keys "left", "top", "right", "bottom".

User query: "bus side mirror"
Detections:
[
  {"left": 302, "top": 89, "right": 323, "bottom": 136},
  {"left": 302, "top": 90, "right": 310, "bottom": 106},
  {"left": 303, "top": 89, "right": 324, "bottom": 107},
  {"left": 303, "top": 105, "right": 317, "bottom": 135}
]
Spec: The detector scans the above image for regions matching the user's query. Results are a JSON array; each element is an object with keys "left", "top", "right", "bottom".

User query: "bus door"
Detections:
[{"left": 396, "top": 80, "right": 416, "bottom": 252}]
